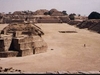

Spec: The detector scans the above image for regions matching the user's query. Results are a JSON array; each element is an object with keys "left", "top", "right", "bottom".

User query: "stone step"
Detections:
[{"left": 0, "top": 51, "right": 18, "bottom": 58}]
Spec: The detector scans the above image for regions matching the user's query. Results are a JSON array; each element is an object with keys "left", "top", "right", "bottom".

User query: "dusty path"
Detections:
[{"left": 0, "top": 23, "right": 100, "bottom": 72}]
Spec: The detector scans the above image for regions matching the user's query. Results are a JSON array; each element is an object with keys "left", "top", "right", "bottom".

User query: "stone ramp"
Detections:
[{"left": 77, "top": 19, "right": 100, "bottom": 33}]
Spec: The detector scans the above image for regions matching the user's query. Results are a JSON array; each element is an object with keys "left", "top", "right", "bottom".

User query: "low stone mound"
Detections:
[
  {"left": 33, "top": 9, "right": 49, "bottom": 15},
  {"left": 49, "top": 9, "right": 64, "bottom": 16},
  {"left": 77, "top": 19, "right": 100, "bottom": 33}
]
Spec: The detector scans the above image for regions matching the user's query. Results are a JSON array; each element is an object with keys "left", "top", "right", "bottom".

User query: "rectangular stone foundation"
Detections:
[{"left": 0, "top": 51, "right": 18, "bottom": 58}]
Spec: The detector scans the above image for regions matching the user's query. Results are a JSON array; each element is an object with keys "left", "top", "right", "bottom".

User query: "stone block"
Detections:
[
  {"left": 22, "top": 32, "right": 32, "bottom": 36},
  {"left": 3, "top": 30, "right": 7, "bottom": 35},
  {"left": 32, "top": 41, "right": 43, "bottom": 48},
  {"left": 32, "top": 40, "right": 47, "bottom": 48},
  {"left": 0, "top": 35, "right": 12, "bottom": 52},
  {"left": 18, "top": 43, "right": 32, "bottom": 50},
  {"left": 33, "top": 46, "right": 47, "bottom": 54},
  {"left": 17, "top": 49, "right": 33, "bottom": 57},
  {"left": 18, "top": 38, "right": 25, "bottom": 44},
  {"left": 0, "top": 51, "right": 18, "bottom": 58},
  {"left": 32, "top": 36, "right": 43, "bottom": 42},
  {"left": 12, "top": 31, "right": 22, "bottom": 38}
]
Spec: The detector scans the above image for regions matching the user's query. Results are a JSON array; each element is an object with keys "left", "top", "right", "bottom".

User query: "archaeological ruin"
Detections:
[
  {"left": 0, "top": 9, "right": 100, "bottom": 58},
  {"left": 0, "top": 22, "right": 48, "bottom": 57},
  {"left": 0, "top": 8, "right": 100, "bottom": 74},
  {"left": 0, "top": 9, "right": 70, "bottom": 57}
]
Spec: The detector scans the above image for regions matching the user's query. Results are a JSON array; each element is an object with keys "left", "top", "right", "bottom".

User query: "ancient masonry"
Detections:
[{"left": 0, "top": 23, "right": 48, "bottom": 57}]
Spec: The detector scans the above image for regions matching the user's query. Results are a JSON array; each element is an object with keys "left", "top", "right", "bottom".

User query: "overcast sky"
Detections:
[{"left": 0, "top": 0, "right": 100, "bottom": 16}]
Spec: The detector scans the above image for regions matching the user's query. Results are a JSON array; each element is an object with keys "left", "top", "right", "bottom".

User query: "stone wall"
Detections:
[
  {"left": 0, "top": 34, "right": 12, "bottom": 52},
  {"left": 37, "top": 16, "right": 70, "bottom": 23},
  {"left": 68, "top": 19, "right": 100, "bottom": 34},
  {"left": 0, "top": 51, "right": 18, "bottom": 57},
  {"left": 76, "top": 19, "right": 100, "bottom": 33},
  {"left": 10, "top": 35, "right": 47, "bottom": 57},
  {"left": 37, "top": 19, "right": 62, "bottom": 23},
  {"left": 68, "top": 20, "right": 82, "bottom": 25},
  {"left": 0, "top": 34, "right": 19, "bottom": 57},
  {"left": 1, "top": 14, "right": 70, "bottom": 24}
]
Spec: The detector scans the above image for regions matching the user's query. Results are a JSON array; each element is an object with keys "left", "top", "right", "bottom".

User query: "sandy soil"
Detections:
[{"left": 0, "top": 23, "right": 100, "bottom": 72}]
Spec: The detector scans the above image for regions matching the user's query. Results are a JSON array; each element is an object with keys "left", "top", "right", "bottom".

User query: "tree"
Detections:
[
  {"left": 44, "top": 12, "right": 50, "bottom": 15},
  {"left": 62, "top": 11, "right": 67, "bottom": 15},
  {"left": 8, "top": 12, "right": 11, "bottom": 14},
  {"left": 88, "top": 11, "right": 100, "bottom": 19},
  {"left": 78, "top": 14, "right": 81, "bottom": 16},
  {"left": 69, "top": 14, "right": 75, "bottom": 20}
]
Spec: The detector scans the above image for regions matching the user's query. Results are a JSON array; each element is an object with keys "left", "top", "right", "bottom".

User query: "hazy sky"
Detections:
[{"left": 0, "top": 0, "right": 100, "bottom": 16}]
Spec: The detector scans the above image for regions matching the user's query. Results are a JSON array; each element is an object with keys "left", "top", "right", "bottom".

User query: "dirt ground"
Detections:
[{"left": 0, "top": 23, "right": 100, "bottom": 72}]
